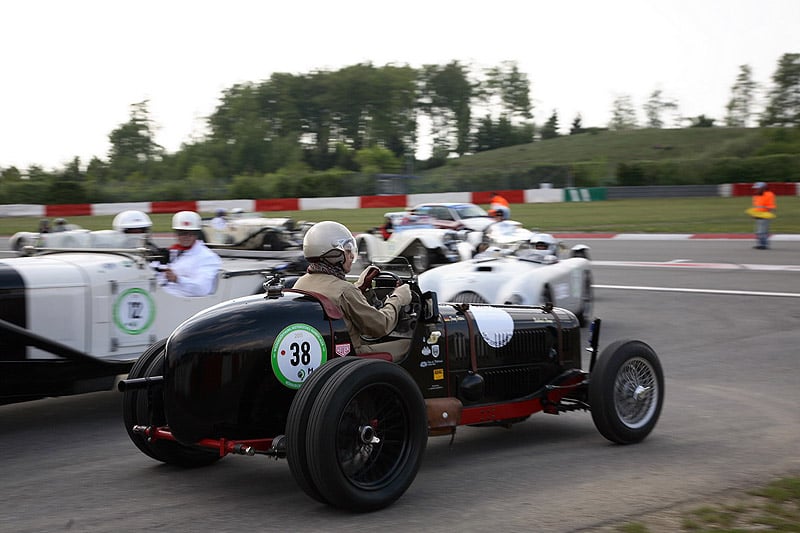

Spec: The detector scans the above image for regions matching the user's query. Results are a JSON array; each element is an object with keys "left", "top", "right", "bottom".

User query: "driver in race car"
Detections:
[
  {"left": 157, "top": 211, "right": 222, "bottom": 297},
  {"left": 293, "top": 221, "right": 412, "bottom": 362},
  {"left": 112, "top": 209, "right": 164, "bottom": 253},
  {"left": 530, "top": 232, "right": 559, "bottom": 257}
]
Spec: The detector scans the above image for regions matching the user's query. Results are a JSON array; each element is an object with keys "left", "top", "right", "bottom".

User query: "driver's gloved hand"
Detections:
[
  {"left": 389, "top": 283, "right": 412, "bottom": 307},
  {"left": 356, "top": 265, "right": 381, "bottom": 292}
]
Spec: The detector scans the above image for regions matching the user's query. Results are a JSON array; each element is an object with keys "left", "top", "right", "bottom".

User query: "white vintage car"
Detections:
[
  {"left": 0, "top": 231, "right": 307, "bottom": 405},
  {"left": 356, "top": 214, "right": 464, "bottom": 273},
  {"left": 407, "top": 202, "right": 494, "bottom": 232},
  {"left": 203, "top": 210, "right": 313, "bottom": 251},
  {"left": 418, "top": 243, "right": 593, "bottom": 326},
  {"left": 8, "top": 224, "right": 85, "bottom": 252}
]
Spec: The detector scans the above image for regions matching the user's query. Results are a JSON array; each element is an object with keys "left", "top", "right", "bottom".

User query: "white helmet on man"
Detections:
[
  {"left": 530, "top": 232, "right": 558, "bottom": 255},
  {"left": 172, "top": 211, "right": 202, "bottom": 231},
  {"left": 113, "top": 210, "right": 152, "bottom": 233},
  {"left": 302, "top": 221, "right": 356, "bottom": 263}
]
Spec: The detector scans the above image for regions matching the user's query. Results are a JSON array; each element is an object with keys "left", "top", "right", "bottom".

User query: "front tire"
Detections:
[
  {"left": 305, "top": 359, "right": 427, "bottom": 511},
  {"left": 589, "top": 340, "right": 664, "bottom": 444},
  {"left": 286, "top": 356, "right": 359, "bottom": 504},
  {"left": 122, "top": 339, "right": 220, "bottom": 467},
  {"left": 575, "top": 271, "right": 594, "bottom": 327}
]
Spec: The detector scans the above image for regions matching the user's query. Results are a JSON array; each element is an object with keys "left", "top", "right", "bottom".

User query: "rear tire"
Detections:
[
  {"left": 262, "top": 231, "right": 286, "bottom": 251},
  {"left": 407, "top": 241, "right": 430, "bottom": 273},
  {"left": 122, "top": 339, "right": 220, "bottom": 467},
  {"left": 305, "top": 359, "right": 427, "bottom": 511},
  {"left": 589, "top": 340, "right": 664, "bottom": 444}
]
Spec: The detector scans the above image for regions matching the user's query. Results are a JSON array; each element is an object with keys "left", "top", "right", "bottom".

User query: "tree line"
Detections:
[{"left": 1, "top": 54, "right": 798, "bottom": 205}]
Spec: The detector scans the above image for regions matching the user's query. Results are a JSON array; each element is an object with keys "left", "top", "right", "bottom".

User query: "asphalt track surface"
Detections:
[{"left": 1, "top": 237, "right": 798, "bottom": 532}]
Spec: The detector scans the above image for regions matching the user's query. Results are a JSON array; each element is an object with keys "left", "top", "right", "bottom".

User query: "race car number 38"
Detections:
[{"left": 271, "top": 324, "right": 328, "bottom": 389}]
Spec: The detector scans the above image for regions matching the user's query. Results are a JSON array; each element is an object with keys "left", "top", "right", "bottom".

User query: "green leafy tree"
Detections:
[
  {"left": 725, "top": 64, "right": 757, "bottom": 127},
  {"left": 644, "top": 90, "right": 678, "bottom": 128},
  {"left": 354, "top": 146, "right": 402, "bottom": 174},
  {"left": 107, "top": 100, "right": 163, "bottom": 181},
  {"left": 418, "top": 61, "right": 474, "bottom": 156},
  {"left": 761, "top": 53, "right": 800, "bottom": 127},
  {"left": 482, "top": 61, "right": 533, "bottom": 122},
  {"left": 689, "top": 115, "right": 716, "bottom": 128},
  {"left": 1, "top": 167, "right": 22, "bottom": 182},
  {"left": 609, "top": 95, "right": 638, "bottom": 130}
]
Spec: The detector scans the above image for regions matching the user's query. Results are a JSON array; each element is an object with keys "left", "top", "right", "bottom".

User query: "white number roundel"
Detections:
[{"left": 271, "top": 324, "right": 328, "bottom": 389}]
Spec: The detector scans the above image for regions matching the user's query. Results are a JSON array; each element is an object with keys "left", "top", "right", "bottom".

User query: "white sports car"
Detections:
[
  {"left": 408, "top": 202, "right": 495, "bottom": 232},
  {"left": 418, "top": 244, "right": 593, "bottom": 326},
  {"left": 356, "top": 216, "right": 463, "bottom": 273},
  {"left": 0, "top": 232, "right": 307, "bottom": 405},
  {"left": 9, "top": 224, "right": 85, "bottom": 252},
  {"left": 203, "top": 210, "right": 313, "bottom": 250}
]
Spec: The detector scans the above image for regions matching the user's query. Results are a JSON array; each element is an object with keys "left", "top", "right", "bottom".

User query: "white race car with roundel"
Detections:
[{"left": 0, "top": 231, "right": 307, "bottom": 406}]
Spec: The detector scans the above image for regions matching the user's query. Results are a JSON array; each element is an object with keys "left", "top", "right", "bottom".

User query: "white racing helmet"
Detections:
[
  {"left": 112, "top": 210, "right": 152, "bottom": 233},
  {"left": 172, "top": 211, "right": 202, "bottom": 231},
  {"left": 302, "top": 221, "right": 356, "bottom": 263},
  {"left": 530, "top": 233, "right": 558, "bottom": 255}
]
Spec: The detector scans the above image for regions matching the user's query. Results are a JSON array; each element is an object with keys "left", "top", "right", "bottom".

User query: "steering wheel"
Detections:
[
  {"left": 362, "top": 270, "right": 401, "bottom": 308},
  {"left": 360, "top": 271, "right": 421, "bottom": 343}
]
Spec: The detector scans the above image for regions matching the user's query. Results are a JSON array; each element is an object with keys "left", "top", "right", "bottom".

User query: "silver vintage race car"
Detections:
[
  {"left": 0, "top": 231, "right": 307, "bottom": 405},
  {"left": 418, "top": 236, "right": 594, "bottom": 326},
  {"left": 356, "top": 213, "right": 464, "bottom": 273},
  {"left": 8, "top": 222, "right": 85, "bottom": 252},
  {"left": 202, "top": 209, "right": 314, "bottom": 251}
]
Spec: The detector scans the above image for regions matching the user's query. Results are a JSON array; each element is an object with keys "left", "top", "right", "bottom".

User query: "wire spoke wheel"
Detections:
[
  {"left": 589, "top": 340, "right": 664, "bottom": 444},
  {"left": 335, "top": 385, "right": 410, "bottom": 488},
  {"left": 305, "top": 359, "right": 427, "bottom": 511},
  {"left": 613, "top": 356, "right": 659, "bottom": 429}
]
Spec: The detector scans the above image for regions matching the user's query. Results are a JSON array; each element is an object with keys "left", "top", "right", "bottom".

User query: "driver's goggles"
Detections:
[{"left": 331, "top": 237, "right": 356, "bottom": 252}]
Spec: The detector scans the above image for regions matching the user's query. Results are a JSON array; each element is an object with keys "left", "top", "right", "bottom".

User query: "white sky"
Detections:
[{"left": 1, "top": 0, "right": 797, "bottom": 171}]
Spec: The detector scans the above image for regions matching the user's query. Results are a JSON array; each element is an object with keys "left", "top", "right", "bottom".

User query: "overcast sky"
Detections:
[{"left": 1, "top": 0, "right": 797, "bottom": 171}]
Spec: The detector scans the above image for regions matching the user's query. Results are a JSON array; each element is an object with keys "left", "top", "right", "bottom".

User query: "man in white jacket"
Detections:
[{"left": 159, "top": 211, "right": 222, "bottom": 297}]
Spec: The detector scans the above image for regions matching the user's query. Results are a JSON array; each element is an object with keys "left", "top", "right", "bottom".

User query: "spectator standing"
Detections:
[
  {"left": 490, "top": 192, "right": 511, "bottom": 220},
  {"left": 751, "top": 182, "right": 776, "bottom": 249}
]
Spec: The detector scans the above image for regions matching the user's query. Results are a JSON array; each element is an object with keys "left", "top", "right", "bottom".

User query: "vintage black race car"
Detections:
[{"left": 120, "top": 263, "right": 664, "bottom": 512}]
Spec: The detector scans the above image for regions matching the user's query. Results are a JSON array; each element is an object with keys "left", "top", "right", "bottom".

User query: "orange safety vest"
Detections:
[
  {"left": 491, "top": 195, "right": 509, "bottom": 208},
  {"left": 753, "top": 191, "right": 776, "bottom": 212}
]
